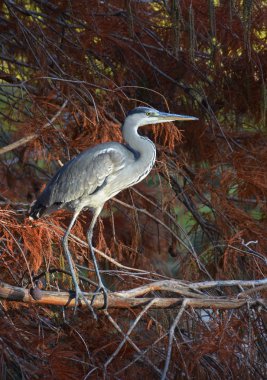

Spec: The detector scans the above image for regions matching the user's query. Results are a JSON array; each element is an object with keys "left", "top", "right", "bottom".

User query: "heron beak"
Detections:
[{"left": 157, "top": 112, "right": 198, "bottom": 122}]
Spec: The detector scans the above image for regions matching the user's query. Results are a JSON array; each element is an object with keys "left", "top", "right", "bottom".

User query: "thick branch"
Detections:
[{"left": 0, "top": 280, "right": 265, "bottom": 310}]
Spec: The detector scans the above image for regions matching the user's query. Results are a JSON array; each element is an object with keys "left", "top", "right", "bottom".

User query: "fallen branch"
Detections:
[
  {"left": 115, "top": 278, "right": 267, "bottom": 298},
  {"left": 0, "top": 280, "right": 265, "bottom": 310}
]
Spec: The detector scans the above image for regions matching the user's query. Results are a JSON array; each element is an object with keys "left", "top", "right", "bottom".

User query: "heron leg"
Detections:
[
  {"left": 62, "top": 211, "right": 97, "bottom": 319},
  {"left": 86, "top": 206, "right": 108, "bottom": 309}
]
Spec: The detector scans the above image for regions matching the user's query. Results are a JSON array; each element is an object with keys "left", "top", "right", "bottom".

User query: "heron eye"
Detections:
[{"left": 146, "top": 112, "right": 151, "bottom": 116}]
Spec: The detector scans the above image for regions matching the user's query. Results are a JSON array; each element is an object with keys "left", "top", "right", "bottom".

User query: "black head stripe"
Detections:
[{"left": 126, "top": 107, "right": 155, "bottom": 117}]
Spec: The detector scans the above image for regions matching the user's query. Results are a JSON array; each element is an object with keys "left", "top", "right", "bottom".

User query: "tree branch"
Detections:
[{"left": 0, "top": 279, "right": 265, "bottom": 310}]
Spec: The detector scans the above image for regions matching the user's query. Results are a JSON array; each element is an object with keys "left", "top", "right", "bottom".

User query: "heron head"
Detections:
[{"left": 126, "top": 106, "right": 198, "bottom": 127}]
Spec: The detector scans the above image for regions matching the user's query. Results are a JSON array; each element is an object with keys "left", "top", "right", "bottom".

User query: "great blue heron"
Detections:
[{"left": 29, "top": 106, "right": 198, "bottom": 316}]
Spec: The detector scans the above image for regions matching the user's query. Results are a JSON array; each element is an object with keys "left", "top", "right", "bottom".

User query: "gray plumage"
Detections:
[
  {"left": 31, "top": 143, "right": 135, "bottom": 218},
  {"left": 29, "top": 106, "right": 198, "bottom": 316}
]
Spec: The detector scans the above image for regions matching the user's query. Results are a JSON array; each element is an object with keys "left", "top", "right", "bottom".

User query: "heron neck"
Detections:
[{"left": 122, "top": 119, "right": 156, "bottom": 160}]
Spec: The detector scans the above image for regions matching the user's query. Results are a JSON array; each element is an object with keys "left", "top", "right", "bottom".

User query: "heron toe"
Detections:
[
  {"left": 91, "top": 281, "right": 108, "bottom": 309},
  {"left": 73, "top": 285, "right": 98, "bottom": 320}
]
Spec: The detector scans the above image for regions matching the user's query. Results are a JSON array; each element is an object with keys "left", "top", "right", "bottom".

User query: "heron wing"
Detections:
[{"left": 39, "top": 143, "right": 132, "bottom": 207}]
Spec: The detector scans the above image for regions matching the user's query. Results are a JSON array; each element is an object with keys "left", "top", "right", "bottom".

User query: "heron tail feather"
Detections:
[{"left": 28, "top": 201, "right": 47, "bottom": 220}]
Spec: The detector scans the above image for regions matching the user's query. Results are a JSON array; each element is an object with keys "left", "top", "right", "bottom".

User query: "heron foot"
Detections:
[
  {"left": 91, "top": 281, "right": 108, "bottom": 310},
  {"left": 73, "top": 285, "right": 98, "bottom": 320}
]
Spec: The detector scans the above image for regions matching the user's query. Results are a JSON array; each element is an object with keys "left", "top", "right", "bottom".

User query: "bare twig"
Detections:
[
  {"left": 114, "top": 330, "right": 169, "bottom": 376},
  {"left": 161, "top": 300, "right": 187, "bottom": 380},
  {"left": 104, "top": 309, "right": 163, "bottom": 377},
  {"left": 104, "top": 299, "right": 156, "bottom": 370},
  {"left": 113, "top": 197, "right": 198, "bottom": 256},
  {"left": 0, "top": 99, "right": 68, "bottom": 155}
]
